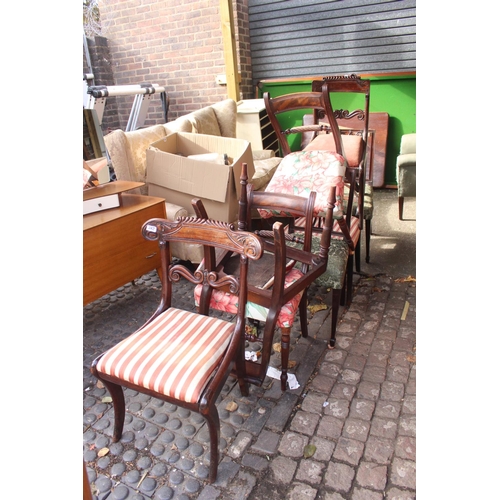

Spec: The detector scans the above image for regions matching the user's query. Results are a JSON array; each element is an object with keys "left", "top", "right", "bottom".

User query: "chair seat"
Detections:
[
  {"left": 95, "top": 307, "right": 235, "bottom": 404},
  {"left": 195, "top": 268, "right": 305, "bottom": 328},
  {"left": 261, "top": 150, "right": 348, "bottom": 217}
]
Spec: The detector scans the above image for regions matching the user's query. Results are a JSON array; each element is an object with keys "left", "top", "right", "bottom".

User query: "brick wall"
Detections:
[{"left": 91, "top": 0, "right": 254, "bottom": 131}]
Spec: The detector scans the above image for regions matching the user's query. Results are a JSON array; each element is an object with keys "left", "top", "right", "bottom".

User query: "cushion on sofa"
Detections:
[
  {"left": 211, "top": 99, "right": 237, "bottom": 138},
  {"left": 104, "top": 125, "right": 167, "bottom": 194},
  {"left": 186, "top": 106, "right": 222, "bottom": 136},
  {"left": 251, "top": 157, "right": 282, "bottom": 191}
]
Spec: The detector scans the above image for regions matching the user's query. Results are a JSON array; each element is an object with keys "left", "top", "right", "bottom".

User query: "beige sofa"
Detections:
[{"left": 104, "top": 99, "right": 281, "bottom": 263}]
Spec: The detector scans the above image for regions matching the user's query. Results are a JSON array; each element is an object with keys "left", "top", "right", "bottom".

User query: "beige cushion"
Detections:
[
  {"left": 211, "top": 99, "right": 237, "bottom": 138},
  {"left": 303, "top": 133, "right": 363, "bottom": 168},
  {"left": 400, "top": 133, "right": 416, "bottom": 155},
  {"left": 251, "top": 157, "right": 282, "bottom": 191},
  {"left": 187, "top": 106, "right": 222, "bottom": 136},
  {"left": 162, "top": 117, "right": 193, "bottom": 135},
  {"left": 104, "top": 125, "right": 167, "bottom": 195}
]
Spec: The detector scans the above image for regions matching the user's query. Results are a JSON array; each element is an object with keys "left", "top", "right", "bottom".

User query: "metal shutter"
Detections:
[{"left": 248, "top": 0, "right": 416, "bottom": 83}]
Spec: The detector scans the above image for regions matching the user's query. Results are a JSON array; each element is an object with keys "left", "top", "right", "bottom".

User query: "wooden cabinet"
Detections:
[
  {"left": 236, "top": 99, "right": 279, "bottom": 156},
  {"left": 83, "top": 183, "right": 166, "bottom": 306}
]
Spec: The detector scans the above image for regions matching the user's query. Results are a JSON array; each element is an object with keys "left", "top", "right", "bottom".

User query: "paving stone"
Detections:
[
  {"left": 241, "top": 452, "right": 269, "bottom": 471},
  {"left": 241, "top": 398, "right": 275, "bottom": 435},
  {"left": 288, "top": 483, "right": 318, "bottom": 499},
  {"left": 380, "top": 381, "right": 405, "bottom": 402},
  {"left": 344, "top": 354, "right": 367, "bottom": 371},
  {"left": 290, "top": 410, "right": 320, "bottom": 436},
  {"left": 324, "top": 462, "right": 355, "bottom": 492},
  {"left": 301, "top": 391, "right": 329, "bottom": 414},
  {"left": 349, "top": 398, "right": 376, "bottom": 421},
  {"left": 278, "top": 431, "right": 309, "bottom": 458},
  {"left": 309, "top": 436, "right": 336, "bottom": 461},
  {"left": 402, "top": 395, "right": 416, "bottom": 415},
  {"left": 362, "top": 365, "right": 387, "bottom": 383},
  {"left": 251, "top": 429, "right": 280, "bottom": 455},
  {"left": 342, "top": 418, "right": 370, "bottom": 442},
  {"left": 395, "top": 436, "right": 416, "bottom": 461},
  {"left": 398, "top": 416, "right": 416, "bottom": 437},
  {"left": 330, "top": 383, "right": 357, "bottom": 401},
  {"left": 310, "top": 373, "right": 336, "bottom": 393},
  {"left": 265, "top": 391, "right": 298, "bottom": 432},
  {"left": 351, "top": 487, "right": 384, "bottom": 500},
  {"left": 385, "top": 486, "right": 416, "bottom": 499},
  {"left": 270, "top": 455, "right": 298, "bottom": 483},
  {"left": 364, "top": 436, "right": 395, "bottom": 465},
  {"left": 333, "top": 436, "right": 365, "bottom": 465},
  {"left": 370, "top": 417, "right": 398, "bottom": 440},
  {"left": 318, "top": 362, "right": 342, "bottom": 379},
  {"left": 316, "top": 415, "right": 344, "bottom": 440},
  {"left": 374, "top": 401, "right": 401, "bottom": 419},
  {"left": 228, "top": 431, "right": 253, "bottom": 459},
  {"left": 225, "top": 470, "right": 257, "bottom": 499},
  {"left": 355, "top": 461, "right": 388, "bottom": 490},
  {"left": 338, "top": 368, "right": 362, "bottom": 385},
  {"left": 390, "top": 458, "right": 416, "bottom": 489},
  {"left": 323, "top": 348, "right": 347, "bottom": 365},
  {"left": 324, "top": 398, "right": 350, "bottom": 419},
  {"left": 296, "top": 459, "right": 325, "bottom": 484},
  {"left": 321, "top": 491, "right": 348, "bottom": 500}
]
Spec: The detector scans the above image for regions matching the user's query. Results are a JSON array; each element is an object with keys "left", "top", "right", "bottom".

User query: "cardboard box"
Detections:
[{"left": 146, "top": 132, "right": 255, "bottom": 222}]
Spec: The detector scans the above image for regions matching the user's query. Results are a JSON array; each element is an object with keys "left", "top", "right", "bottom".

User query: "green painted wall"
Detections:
[{"left": 257, "top": 73, "right": 416, "bottom": 186}]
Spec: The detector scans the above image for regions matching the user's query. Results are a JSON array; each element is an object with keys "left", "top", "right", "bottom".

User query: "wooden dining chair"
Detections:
[
  {"left": 90, "top": 216, "right": 264, "bottom": 483},
  {"left": 263, "top": 90, "right": 362, "bottom": 306},
  {"left": 192, "top": 166, "right": 337, "bottom": 390},
  {"left": 307, "top": 74, "right": 373, "bottom": 264}
]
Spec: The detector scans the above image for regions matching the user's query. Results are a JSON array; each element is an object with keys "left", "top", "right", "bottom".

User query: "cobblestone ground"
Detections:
[{"left": 83, "top": 270, "right": 416, "bottom": 499}]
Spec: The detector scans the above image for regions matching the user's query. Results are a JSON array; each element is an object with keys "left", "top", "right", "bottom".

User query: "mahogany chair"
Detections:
[
  {"left": 192, "top": 165, "right": 337, "bottom": 390},
  {"left": 90, "top": 217, "right": 264, "bottom": 483},
  {"left": 263, "top": 90, "right": 362, "bottom": 306},
  {"left": 305, "top": 74, "right": 373, "bottom": 264}
]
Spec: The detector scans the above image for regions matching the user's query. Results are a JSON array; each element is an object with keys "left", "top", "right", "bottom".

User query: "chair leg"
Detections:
[
  {"left": 355, "top": 238, "right": 361, "bottom": 273},
  {"left": 298, "top": 291, "right": 309, "bottom": 339},
  {"left": 103, "top": 380, "right": 126, "bottom": 442},
  {"left": 345, "top": 254, "right": 354, "bottom": 307},
  {"left": 365, "top": 219, "right": 371, "bottom": 263},
  {"left": 329, "top": 288, "right": 342, "bottom": 348},
  {"left": 280, "top": 326, "right": 291, "bottom": 391},
  {"left": 399, "top": 197, "right": 404, "bottom": 220},
  {"left": 204, "top": 405, "right": 221, "bottom": 483}
]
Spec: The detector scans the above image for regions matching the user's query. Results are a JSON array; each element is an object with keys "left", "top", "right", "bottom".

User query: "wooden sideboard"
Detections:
[{"left": 83, "top": 182, "right": 166, "bottom": 306}]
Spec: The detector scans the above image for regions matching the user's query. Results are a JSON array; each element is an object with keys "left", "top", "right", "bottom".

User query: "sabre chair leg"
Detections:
[
  {"left": 280, "top": 326, "right": 292, "bottom": 391},
  {"left": 204, "top": 406, "right": 221, "bottom": 483},
  {"left": 399, "top": 197, "right": 404, "bottom": 220},
  {"left": 104, "top": 380, "right": 126, "bottom": 442}
]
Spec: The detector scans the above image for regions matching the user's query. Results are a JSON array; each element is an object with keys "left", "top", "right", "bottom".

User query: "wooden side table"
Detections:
[{"left": 83, "top": 185, "right": 166, "bottom": 306}]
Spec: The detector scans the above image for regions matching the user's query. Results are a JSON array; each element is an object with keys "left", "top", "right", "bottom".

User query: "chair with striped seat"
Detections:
[{"left": 90, "top": 217, "right": 264, "bottom": 483}]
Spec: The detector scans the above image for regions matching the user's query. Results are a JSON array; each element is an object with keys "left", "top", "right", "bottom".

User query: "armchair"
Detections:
[{"left": 397, "top": 133, "right": 416, "bottom": 220}]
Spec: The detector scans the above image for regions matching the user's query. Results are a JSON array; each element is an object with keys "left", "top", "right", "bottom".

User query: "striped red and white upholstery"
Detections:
[{"left": 96, "top": 307, "right": 234, "bottom": 404}]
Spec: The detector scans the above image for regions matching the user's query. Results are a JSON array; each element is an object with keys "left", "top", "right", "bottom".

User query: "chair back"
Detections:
[
  {"left": 142, "top": 217, "right": 264, "bottom": 324},
  {"left": 263, "top": 91, "right": 345, "bottom": 158}
]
